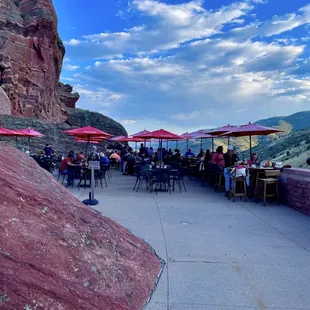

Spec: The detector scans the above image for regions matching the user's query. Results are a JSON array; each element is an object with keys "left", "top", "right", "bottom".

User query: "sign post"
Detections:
[{"left": 82, "top": 161, "right": 100, "bottom": 206}]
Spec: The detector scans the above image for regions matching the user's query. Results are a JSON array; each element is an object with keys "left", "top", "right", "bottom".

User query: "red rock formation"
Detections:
[
  {"left": 0, "top": 143, "right": 161, "bottom": 309},
  {"left": 0, "top": 87, "right": 11, "bottom": 115},
  {"left": 58, "top": 82, "right": 80, "bottom": 109},
  {"left": 0, "top": 0, "right": 73, "bottom": 122}
]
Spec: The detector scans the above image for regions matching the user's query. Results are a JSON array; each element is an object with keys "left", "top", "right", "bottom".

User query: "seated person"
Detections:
[
  {"left": 110, "top": 151, "right": 121, "bottom": 163},
  {"left": 125, "top": 152, "right": 136, "bottom": 175},
  {"left": 185, "top": 148, "right": 195, "bottom": 158},
  {"left": 167, "top": 148, "right": 173, "bottom": 156},
  {"left": 172, "top": 149, "right": 181, "bottom": 160},
  {"left": 59, "top": 153, "right": 75, "bottom": 174},
  {"left": 248, "top": 153, "right": 259, "bottom": 166},
  {"left": 99, "top": 152, "right": 110, "bottom": 165},
  {"left": 197, "top": 149, "right": 205, "bottom": 159}
]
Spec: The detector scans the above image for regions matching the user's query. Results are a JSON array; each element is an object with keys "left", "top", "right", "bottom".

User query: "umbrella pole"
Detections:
[
  {"left": 187, "top": 140, "right": 189, "bottom": 151},
  {"left": 160, "top": 139, "right": 163, "bottom": 166},
  {"left": 166, "top": 140, "right": 168, "bottom": 149},
  {"left": 28, "top": 137, "right": 30, "bottom": 149},
  {"left": 16, "top": 136, "right": 18, "bottom": 148},
  {"left": 250, "top": 134, "right": 252, "bottom": 157},
  {"left": 212, "top": 138, "right": 214, "bottom": 152},
  {"left": 228, "top": 136, "right": 230, "bottom": 145},
  {"left": 176, "top": 140, "right": 178, "bottom": 149},
  {"left": 200, "top": 138, "right": 202, "bottom": 150}
]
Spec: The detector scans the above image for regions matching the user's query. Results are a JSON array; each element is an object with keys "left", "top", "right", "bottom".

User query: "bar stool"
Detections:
[
  {"left": 255, "top": 170, "right": 280, "bottom": 206},
  {"left": 229, "top": 167, "right": 248, "bottom": 202},
  {"left": 215, "top": 169, "right": 225, "bottom": 192}
]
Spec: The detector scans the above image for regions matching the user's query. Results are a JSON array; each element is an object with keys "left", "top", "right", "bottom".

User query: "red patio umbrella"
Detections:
[
  {"left": 131, "top": 129, "right": 150, "bottom": 137},
  {"left": 118, "top": 136, "right": 144, "bottom": 142},
  {"left": 76, "top": 139, "right": 100, "bottom": 144},
  {"left": 0, "top": 128, "right": 26, "bottom": 147},
  {"left": 110, "top": 135, "right": 127, "bottom": 141},
  {"left": 180, "top": 132, "right": 197, "bottom": 151},
  {"left": 10, "top": 129, "right": 31, "bottom": 147},
  {"left": 22, "top": 128, "right": 44, "bottom": 148},
  {"left": 204, "top": 124, "right": 237, "bottom": 148},
  {"left": 221, "top": 122, "right": 282, "bottom": 155},
  {"left": 132, "top": 130, "right": 151, "bottom": 148},
  {"left": 136, "top": 129, "right": 184, "bottom": 165},
  {"left": 64, "top": 126, "right": 110, "bottom": 154},
  {"left": 191, "top": 130, "right": 214, "bottom": 150}
]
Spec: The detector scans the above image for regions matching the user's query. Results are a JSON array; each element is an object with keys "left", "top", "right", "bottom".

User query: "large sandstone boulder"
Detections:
[
  {"left": 0, "top": 86, "right": 11, "bottom": 115},
  {"left": 0, "top": 143, "right": 162, "bottom": 309},
  {"left": 0, "top": 0, "right": 70, "bottom": 122}
]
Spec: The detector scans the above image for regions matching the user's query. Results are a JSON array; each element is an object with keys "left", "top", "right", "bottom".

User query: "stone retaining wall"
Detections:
[{"left": 279, "top": 168, "right": 310, "bottom": 216}]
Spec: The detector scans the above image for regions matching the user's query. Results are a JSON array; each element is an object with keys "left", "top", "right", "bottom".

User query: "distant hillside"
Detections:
[
  {"left": 256, "top": 111, "right": 310, "bottom": 132},
  {"left": 249, "top": 128, "right": 310, "bottom": 169}
]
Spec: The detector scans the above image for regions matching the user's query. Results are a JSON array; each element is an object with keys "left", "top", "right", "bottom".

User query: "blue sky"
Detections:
[{"left": 54, "top": 0, "right": 310, "bottom": 134}]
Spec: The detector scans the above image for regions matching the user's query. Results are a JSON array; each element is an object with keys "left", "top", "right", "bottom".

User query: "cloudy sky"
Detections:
[{"left": 54, "top": 0, "right": 310, "bottom": 134}]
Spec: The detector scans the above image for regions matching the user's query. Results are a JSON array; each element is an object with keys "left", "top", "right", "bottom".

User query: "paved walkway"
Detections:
[{"left": 68, "top": 170, "right": 310, "bottom": 310}]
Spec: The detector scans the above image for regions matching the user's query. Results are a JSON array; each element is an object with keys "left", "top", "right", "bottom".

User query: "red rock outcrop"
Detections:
[
  {"left": 0, "top": 0, "right": 73, "bottom": 122},
  {"left": 58, "top": 82, "right": 80, "bottom": 109},
  {"left": 0, "top": 143, "right": 162, "bottom": 309},
  {"left": 0, "top": 86, "right": 11, "bottom": 115}
]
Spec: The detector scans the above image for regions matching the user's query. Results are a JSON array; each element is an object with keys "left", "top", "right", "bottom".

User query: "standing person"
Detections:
[
  {"left": 120, "top": 146, "right": 130, "bottom": 174},
  {"left": 212, "top": 146, "right": 224, "bottom": 168},
  {"left": 223, "top": 145, "right": 238, "bottom": 196},
  {"left": 139, "top": 143, "right": 148, "bottom": 158},
  {"left": 44, "top": 144, "right": 54, "bottom": 156}
]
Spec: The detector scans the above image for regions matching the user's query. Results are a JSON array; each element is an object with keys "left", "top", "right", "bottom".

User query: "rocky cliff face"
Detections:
[
  {"left": 0, "top": 0, "right": 73, "bottom": 122},
  {"left": 0, "top": 109, "right": 127, "bottom": 154},
  {"left": 0, "top": 144, "right": 162, "bottom": 309}
]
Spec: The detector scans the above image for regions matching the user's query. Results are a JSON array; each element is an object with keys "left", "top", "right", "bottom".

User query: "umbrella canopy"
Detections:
[
  {"left": 76, "top": 139, "right": 100, "bottom": 144},
  {"left": 204, "top": 125, "right": 237, "bottom": 136},
  {"left": 22, "top": 128, "right": 44, "bottom": 137},
  {"left": 181, "top": 132, "right": 196, "bottom": 139},
  {"left": 136, "top": 129, "right": 184, "bottom": 165},
  {"left": 222, "top": 123, "right": 282, "bottom": 137},
  {"left": 136, "top": 129, "right": 184, "bottom": 140},
  {"left": 0, "top": 128, "right": 24, "bottom": 136},
  {"left": 110, "top": 135, "right": 127, "bottom": 141},
  {"left": 118, "top": 136, "right": 145, "bottom": 142},
  {"left": 131, "top": 129, "right": 150, "bottom": 137},
  {"left": 10, "top": 129, "right": 31, "bottom": 137},
  {"left": 221, "top": 122, "right": 282, "bottom": 155},
  {"left": 64, "top": 126, "right": 111, "bottom": 138}
]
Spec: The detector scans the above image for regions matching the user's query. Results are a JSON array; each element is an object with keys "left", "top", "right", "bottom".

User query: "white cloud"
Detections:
[
  {"left": 64, "top": 65, "right": 80, "bottom": 71},
  {"left": 62, "top": 0, "right": 310, "bottom": 132},
  {"left": 123, "top": 120, "right": 137, "bottom": 125}
]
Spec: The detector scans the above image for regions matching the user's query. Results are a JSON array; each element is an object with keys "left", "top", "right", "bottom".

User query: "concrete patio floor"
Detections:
[{"left": 67, "top": 170, "right": 310, "bottom": 310}]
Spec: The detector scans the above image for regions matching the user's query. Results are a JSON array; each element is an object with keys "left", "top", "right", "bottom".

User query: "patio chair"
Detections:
[
  {"left": 133, "top": 165, "right": 152, "bottom": 192},
  {"left": 95, "top": 165, "right": 108, "bottom": 189},
  {"left": 66, "top": 165, "right": 81, "bottom": 188},
  {"left": 58, "top": 169, "right": 68, "bottom": 184},
  {"left": 102, "top": 164, "right": 112, "bottom": 179},
  {"left": 150, "top": 169, "right": 171, "bottom": 194}
]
